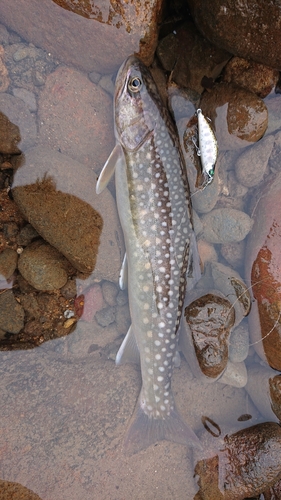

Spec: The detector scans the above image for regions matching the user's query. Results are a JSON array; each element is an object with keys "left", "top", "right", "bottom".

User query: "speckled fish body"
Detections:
[
  {"left": 197, "top": 108, "right": 218, "bottom": 186},
  {"left": 98, "top": 56, "right": 201, "bottom": 454}
]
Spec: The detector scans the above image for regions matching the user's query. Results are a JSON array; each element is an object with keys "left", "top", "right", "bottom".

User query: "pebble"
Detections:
[
  {"left": 228, "top": 322, "right": 249, "bottom": 363},
  {"left": 182, "top": 291, "right": 235, "bottom": 380},
  {"left": 0, "top": 248, "right": 18, "bottom": 279},
  {"left": 60, "top": 279, "right": 77, "bottom": 300},
  {"left": 95, "top": 306, "right": 116, "bottom": 328},
  {"left": 0, "top": 93, "right": 37, "bottom": 151},
  {"left": 16, "top": 224, "right": 39, "bottom": 246},
  {"left": 0, "top": 289, "right": 24, "bottom": 333},
  {"left": 218, "top": 360, "right": 247, "bottom": 388},
  {"left": 80, "top": 284, "right": 104, "bottom": 323},
  {"left": 18, "top": 240, "right": 68, "bottom": 291},
  {"left": 116, "top": 289, "right": 128, "bottom": 306},
  {"left": 220, "top": 240, "right": 245, "bottom": 269},
  {"left": 197, "top": 239, "right": 218, "bottom": 266},
  {"left": 12, "top": 87, "right": 37, "bottom": 112},
  {"left": 98, "top": 74, "right": 115, "bottom": 96},
  {"left": 246, "top": 364, "right": 281, "bottom": 422},
  {"left": 101, "top": 280, "right": 118, "bottom": 306},
  {"left": 235, "top": 134, "right": 274, "bottom": 187},
  {"left": 201, "top": 208, "right": 253, "bottom": 244}
]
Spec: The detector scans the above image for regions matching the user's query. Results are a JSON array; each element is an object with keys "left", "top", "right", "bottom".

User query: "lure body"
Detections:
[{"left": 195, "top": 108, "right": 218, "bottom": 186}]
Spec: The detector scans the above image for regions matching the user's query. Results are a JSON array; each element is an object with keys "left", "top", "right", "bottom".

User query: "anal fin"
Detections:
[{"left": 116, "top": 325, "right": 140, "bottom": 366}]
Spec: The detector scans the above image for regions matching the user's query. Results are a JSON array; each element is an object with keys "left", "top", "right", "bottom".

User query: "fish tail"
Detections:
[{"left": 123, "top": 397, "right": 202, "bottom": 455}]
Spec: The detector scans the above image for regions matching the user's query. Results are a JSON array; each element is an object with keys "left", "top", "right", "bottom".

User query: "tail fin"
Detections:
[{"left": 123, "top": 398, "right": 202, "bottom": 455}]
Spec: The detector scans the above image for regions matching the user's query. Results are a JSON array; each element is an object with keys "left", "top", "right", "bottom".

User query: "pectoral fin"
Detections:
[
  {"left": 96, "top": 143, "right": 124, "bottom": 194},
  {"left": 119, "top": 252, "right": 128, "bottom": 290}
]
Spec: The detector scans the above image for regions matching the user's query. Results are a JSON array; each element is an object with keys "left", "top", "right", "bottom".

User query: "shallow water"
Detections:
[{"left": 0, "top": 2, "right": 280, "bottom": 499}]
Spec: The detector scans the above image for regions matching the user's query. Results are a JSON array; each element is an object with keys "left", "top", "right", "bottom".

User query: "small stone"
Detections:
[
  {"left": 201, "top": 208, "right": 253, "bottom": 244},
  {"left": 88, "top": 70, "right": 101, "bottom": 84},
  {"left": 246, "top": 365, "right": 280, "bottom": 422},
  {"left": 101, "top": 280, "right": 118, "bottom": 306},
  {"left": 18, "top": 240, "right": 68, "bottom": 291},
  {"left": 60, "top": 279, "right": 77, "bottom": 299},
  {"left": 220, "top": 241, "right": 245, "bottom": 269},
  {"left": 115, "top": 304, "right": 131, "bottom": 335},
  {"left": 98, "top": 74, "right": 114, "bottom": 96},
  {"left": 80, "top": 284, "right": 104, "bottom": 322},
  {"left": 63, "top": 317, "right": 76, "bottom": 329},
  {"left": 197, "top": 239, "right": 218, "bottom": 267},
  {"left": 3, "top": 222, "right": 19, "bottom": 239},
  {"left": 228, "top": 322, "right": 249, "bottom": 363},
  {"left": 183, "top": 292, "right": 235, "bottom": 379},
  {"left": 16, "top": 224, "right": 39, "bottom": 246},
  {"left": 12, "top": 87, "right": 37, "bottom": 112},
  {"left": 235, "top": 134, "right": 274, "bottom": 187},
  {"left": 0, "top": 248, "right": 18, "bottom": 279},
  {"left": 116, "top": 289, "right": 128, "bottom": 306},
  {"left": 0, "top": 289, "right": 24, "bottom": 333},
  {"left": 218, "top": 360, "right": 247, "bottom": 388},
  {"left": 95, "top": 306, "right": 116, "bottom": 327}
]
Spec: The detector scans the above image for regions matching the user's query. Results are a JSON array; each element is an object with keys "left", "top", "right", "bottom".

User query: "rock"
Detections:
[
  {"left": 235, "top": 135, "right": 274, "bottom": 187},
  {"left": 0, "top": 289, "right": 24, "bottom": 333},
  {"left": 95, "top": 306, "right": 116, "bottom": 327},
  {"left": 194, "top": 422, "right": 281, "bottom": 500},
  {"left": 182, "top": 291, "right": 235, "bottom": 380},
  {"left": 263, "top": 478, "right": 281, "bottom": 499},
  {"left": 0, "top": 479, "right": 43, "bottom": 500},
  {"left": 201, "top": 208, "right": 253, "bottom": 244},
  {"left": 217, "top": 360, "right": 247, "bottom": 388},
  {"left": 60, "top": 279, "right": 77, "bottom": 299},
  {"left": 158, "top": 21, "right": 231, "bottom": 94},
  {"left": 80, "top": 284, "right": 104, "bottom": 322},
  {"left": 208, "top": 262, "right": 251, "bottom": 326},
  {"left": 115, "top": 303, "right": 131, "bottom": 335},
  {"left": 266, "top": 95, "right": 281, "bottom": 136},
  {"left": 101, "top": 280, "right": 119, "bottom": 306},
  {"left": 38, "top": 66, "right": 114, "bottom": 170},
  {"left": 12, "top": 146, "right": 124, "bottom": 281},
  {"left": 16, "top": 223, "right": 39, "bottom": 246},
  {"left": 269, "top": 129, "right": 281, "bottom": 172},
  {"left": 228, "top": 322, "right": 249, "bottom": 363},
  {"left": 12, "top": 87, "right": 37, "bottom": 112},
  {"left": 197, "top": 239, "right": 218, "bottom": 266},
  {"left": 245, "top": 171, "right": 281, "bottom": 370},
  {"left": 0, "top": 248, "right": 18, "bottom": 279},
  {"left": 200, "top": 83, "right": 268, "bottom": 150},
  {"left": 246, "top": 365, "right": 281, "bottom": 422},
  {"left": 220, "top": 241, "right": 245, "bottom": 269},
  {"left": 18, "top": 240, "right": 68, "bottom": 291},
  {"left": 0, "top": 93, "right": 37, "bottom": 151},
  {"left": 0, "top": 0, "right": 161, "bottom": 74},
  {"left": 0, "top": 110, "right": 21, "bottom": 154},
  {"left": 222, "top": 57, "right": 279, "bottom": 98},
  {"left": 187, "top": 0, "right": 281, "bottom": 70}
]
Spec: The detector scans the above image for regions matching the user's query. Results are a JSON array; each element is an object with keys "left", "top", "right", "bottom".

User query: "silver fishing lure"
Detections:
[
  {"left": 193, "top": 108, "right": 218, "bottom": 187},
  {"left": 96, "top": 55, "right": 201, "bottom": 455}
]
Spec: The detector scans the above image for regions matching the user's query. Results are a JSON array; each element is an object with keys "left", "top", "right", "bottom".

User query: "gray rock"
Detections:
[
  {"left": 0, "top": 289, "right": 24, "bottom": 333},
  {"left": 235, "top": 134, "right": 274, "bottom": 187},
  {"left": 229, "top": 322, "right": 249, "bottom": 363},
  {"left": 101, "top": 280, "right": 119, "bottom": 306},
  {"left": 218, "top": 360, "right": 248, "bottom": 388},
  {"left": 220, "top": 240, "right": 245, "bottom": 269},
  {"left": 0, "top": 93, "right": 37, "bottom": 151},
  {"left": 18, "top": 240, "right": 68, "bottom": 291},
  {"left": 201, "top": 208, "right": 253, "bottom": 244},
  {"left": 116, "top": 303, "right": 131, "bottom": 335},
  {"left": 95, "top": 306, "right": 116, "bottom": 327},
  {"left": 16, "top": 224, "right": 39, "bottom": 246},
  {"left": 12, "top": 87, "right": 37, "bottom": 112},
  {"left": 0, "top": 248, "right": 18, "bottom": 279}
]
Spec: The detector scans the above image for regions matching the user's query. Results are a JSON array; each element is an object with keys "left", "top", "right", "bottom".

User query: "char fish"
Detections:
[{"left": 97, "top": 55, "right": 201, "bottom": 454}]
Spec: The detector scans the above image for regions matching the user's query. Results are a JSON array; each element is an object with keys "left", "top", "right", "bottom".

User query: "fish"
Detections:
[
  {"left": 193, "top": 108, "right": 218, "bottom": 187},
  {"left": 96, "top": 55, "right": 201, "bottom": 454}
]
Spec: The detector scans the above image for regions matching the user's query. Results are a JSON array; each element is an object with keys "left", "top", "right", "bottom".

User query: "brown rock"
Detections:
[
  {"left": 0, "top": 0, "right": 162, "bottom": 74},
  {"left": 187, "top": 0, "right": 281, "bottom": 70},
  {"left": 0, "top": 479, "right": 42, "bottom": 500},
  {"left": 246, "top": 171, "right": 281, "bottom": 370},
  {"left": 38, "top": 66, "right": 114, "bottom": 169},
  {"left": 194, "top": 422, "right": 281, "bottom": 500},
  {"left": 263, "top": 478, "right": 281, "bottom": 499},
  {"left": 0, "top": 110, "right": 21, "bottom": 154},
  {"left": 18, "top": 240, "right": 69, "bottom": 291},
  {"left": 0, "top": 289, "right": 24, "bottom": 333},
  {"left": 269, "top": 374, "right": 281, "bottom": 421},
  {"left": 158, "top": 22, "right": 230, "bottom": 94},
  {"left": 184, "top": 292, "right": 235, "bottom": 379},
  {"left": 0, "top": 93, "right": 37, "bottom": 151},
  {"left": 0, "top": 248, "right": 18, "bottom": 279},
  {"left": 223, "top": 56, "right": 279, "bottom": 98},
  {"left": 200, "top": 82, "right": 268, "bottom": 150},
  {"left": 12, "top": 146, "right": 124, "bottom": 282}
]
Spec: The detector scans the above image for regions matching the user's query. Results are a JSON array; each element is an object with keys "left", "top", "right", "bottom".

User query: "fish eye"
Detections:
[
  {"left": 128, "top": 76, "right": 142, "bottom": 93},
  {"left": 208, "top": 167, "right": 215, "bottom": 178}
]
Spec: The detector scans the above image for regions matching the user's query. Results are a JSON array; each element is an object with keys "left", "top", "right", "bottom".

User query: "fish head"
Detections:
[{"left": 114, "top": 55, "right": 162, "bottom": 151}]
